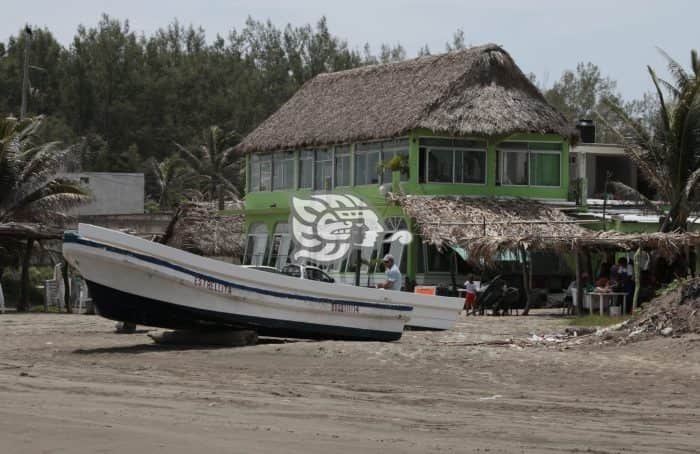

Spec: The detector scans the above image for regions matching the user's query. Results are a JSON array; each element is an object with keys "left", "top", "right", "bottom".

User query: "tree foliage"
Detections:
[
  {"left": 0, "top": 15, "right": 662, "bottom": 207},
  {"left": 602, "top": 49, "right": 700, "bottom": 232}
]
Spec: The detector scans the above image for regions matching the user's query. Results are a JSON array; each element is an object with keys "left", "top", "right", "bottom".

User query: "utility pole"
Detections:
[{"left": 20, "top": 25, "right": 32, "bottom": 120}]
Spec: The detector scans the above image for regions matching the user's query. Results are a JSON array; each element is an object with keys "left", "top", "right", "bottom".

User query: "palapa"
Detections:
[
  {"left": 236, "top": 44, "right": 575, "bottom": 154},
  {"left": 393, "top": 195, "right": 700, "bottom": 261},
  {"left": 395, "top": 195, "right": 587, "bottom": 260},
  {"left": 160, "top": 202, "right": 245, "bottom": 259}
]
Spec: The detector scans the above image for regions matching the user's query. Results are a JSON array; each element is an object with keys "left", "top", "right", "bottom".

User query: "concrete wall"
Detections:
[
  {"left": 66, "top": 213, "right": 173, "bottom": 237},
  {"left": 61, "top": 172, "right": 144, "bottom": 215},
  {"left": 570, "top": 144, "right": 637, "bottom": 198}
]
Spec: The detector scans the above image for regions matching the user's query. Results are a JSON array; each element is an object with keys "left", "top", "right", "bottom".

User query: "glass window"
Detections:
[
  {"left": 299, "top": 150, "right": 313, "bottom": 189},
  {"left": 243, "top": 223, "right": 269, "bottom": 266},
  {"left": 314, "top": 149, "right": 332, "bottom": 190},
  {"left": 249, "top": 153, "right": 272, "bottom": 192},
  {"left": 272, "top": 151, "right": 295, "bottom": 190},
  {"left": 282, "top": 264, "right": 301, "bottom": 278},
  {"left": 498, "top": 141, "right": 562, "bottom": 187},
  {"left": 421, "top": 138, "right": 487, "bottom": 184},
  {"left": 530, "top": 152, "right": 561, "bottom": 186},
  {"left": 456, "top": 149, "right": 486, "bottom": 183},
  {"left": 380, "top": 139, "right": 409, "bottom": 183},
  {"left": 501, "top": 150, "right": 529, "bottom": 185},
  {"left": 334, "top": 146, "right": 351, "bottom": 187},
  {"left": 267, "top": 223, "right": 292, "bottom": 269},
  {"left": 249, "top": 154, "right": 260, "bottom": 192},
  {"left": 355, "top": 143, "right": 381, "bottom": 185},
  {"left": 259, "top": 154, "right": 272, "bottom": 191},
  {"left": 428, "top": 149, "right": 453, "bottom": 182}
]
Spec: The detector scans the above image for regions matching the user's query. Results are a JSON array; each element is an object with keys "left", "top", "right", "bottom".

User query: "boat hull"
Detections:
[
  {"left": 87, "top": 281, "right": 403, "bottom": 341},
  {"left": 63, "top": 225, "right": 411, "bottom": 341}
]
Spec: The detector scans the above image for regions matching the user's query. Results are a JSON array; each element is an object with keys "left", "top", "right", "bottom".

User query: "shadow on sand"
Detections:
[{"left": 72, "top": 337, "right": 301, "bottom": 355}]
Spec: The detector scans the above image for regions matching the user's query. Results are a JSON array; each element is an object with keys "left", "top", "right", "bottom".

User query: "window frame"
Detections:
[
  {"left": 249, "top": 153, "right": 273, "bottom": 192},
  {"left": 313, "top": 148, "right": 333, "bottom": 190},
  {"left": 497, "top": 140, "right": 563, "bottom": 188},
  {"left": 272, "top": 151, "right": 295, "bottom": 191},
  {"left": 298, "top": 149, "right": 314, "bottom": 190},
  {"left": 334, "top": 146, "right": 352, "bottom": 187},
  {"left": 354, "top": 143, "right": 381, "bottom": 186},
  {"left": 421, "top": 138, "right": 487, "bottom": 185}
]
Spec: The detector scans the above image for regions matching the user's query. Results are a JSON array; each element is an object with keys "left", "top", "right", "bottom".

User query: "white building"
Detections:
[{"left": 60, "top": 172, "right": 145, "bottom": 215}]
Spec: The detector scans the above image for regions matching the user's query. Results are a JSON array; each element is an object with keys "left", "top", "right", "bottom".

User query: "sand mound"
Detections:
[{"left": 626, "top": 279, "right": 700, "bottom": 338}]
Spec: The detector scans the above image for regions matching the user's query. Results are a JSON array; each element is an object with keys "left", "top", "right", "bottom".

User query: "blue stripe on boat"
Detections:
[{"left": 64, "top": 232, "right": 413, "bottom": 312}]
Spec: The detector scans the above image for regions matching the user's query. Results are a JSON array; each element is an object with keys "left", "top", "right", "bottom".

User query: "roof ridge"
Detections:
[{"left": 314, "top": 43, "right": 503, "bottom": 80}]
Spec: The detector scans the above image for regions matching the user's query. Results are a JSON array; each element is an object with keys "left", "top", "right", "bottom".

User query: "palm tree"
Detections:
[
  {"left": 151, "top": 155, "right": 202, "bottom": 211},
  {"left": 601, "top": 49, "right": 700, "bottom": 232},
  {"left": 0, "top": 115, "right": 90, "bottom": 311},
  {"left": 175, "top": 126, "right": 243, "bottom": 211}
]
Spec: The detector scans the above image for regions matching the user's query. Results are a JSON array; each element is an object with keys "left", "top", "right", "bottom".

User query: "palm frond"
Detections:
[
  {"left": 658, "top": 47, "right": 690, "bottom": 92},
  {"left": 648, "top": 66, "right": 672, "bottom": 136},
  {"left": 608, "top": 181, "right": 661, "bottom": 213}
]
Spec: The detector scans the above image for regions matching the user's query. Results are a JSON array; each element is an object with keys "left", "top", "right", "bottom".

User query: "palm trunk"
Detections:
[{"left": 218, "top": 184, "right": 225, "bottom": 211}]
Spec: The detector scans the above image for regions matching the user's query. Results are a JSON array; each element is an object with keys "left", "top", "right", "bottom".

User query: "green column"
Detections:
[{"left": 406, "top": 217, "right": 418, "bottom": 280}]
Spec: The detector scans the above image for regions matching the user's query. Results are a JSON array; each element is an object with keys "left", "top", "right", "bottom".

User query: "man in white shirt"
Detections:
[{"left": 376, "top": 254, "right": 402, "bottom": 291}]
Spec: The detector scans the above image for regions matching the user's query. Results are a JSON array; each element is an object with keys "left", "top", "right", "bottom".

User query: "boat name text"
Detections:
[
  {"left": 194, "top": 276, "right": 235, "bottom": 295},
  {"left": 331, "top": 303, "right": 360, "bottom": 313}
]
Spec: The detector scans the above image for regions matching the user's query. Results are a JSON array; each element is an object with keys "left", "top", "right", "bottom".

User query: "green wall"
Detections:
[{"left": 243, "top": 128, "right": 570, "bottom": 278}]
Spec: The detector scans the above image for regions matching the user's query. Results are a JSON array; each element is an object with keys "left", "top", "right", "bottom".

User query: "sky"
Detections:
[{"left": 2, "top": 0, "right": 698, "bottom": 100}]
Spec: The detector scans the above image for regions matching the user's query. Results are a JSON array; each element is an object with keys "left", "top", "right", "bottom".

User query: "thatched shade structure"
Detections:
[
  {"left": 395, "top": 195, "right": 588, "bottom": 259},
  {"left": 160, "top": 203, "right": 245, "bottom": 259},
  {"left": 236, "top": 44, "right": 575, "bottom": 154},
  {"left": 395, "top": 195, "right": 700, "bottom": 261}
]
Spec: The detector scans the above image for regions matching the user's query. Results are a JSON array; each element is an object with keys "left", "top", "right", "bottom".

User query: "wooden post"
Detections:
[
  {"left": 449, "top": 249, "right": 458, "bottom": 296},
  {"left": 18, "top": 239, "right": 34, "bottom": 312},
  {"left": 355, "top": 249, "right": 361, "bottom": 287},
  {"left": 519, "top": 245, "right": 532, "bottom": 316},
  {"left": 575, "top": 246, "right": 583, "bottom": 315},
  {"left": 63, "top": 259, "right": 72, "bottom": 313},
  {"left": 632, "top": 246, "right": 641, "bottom": 312}
]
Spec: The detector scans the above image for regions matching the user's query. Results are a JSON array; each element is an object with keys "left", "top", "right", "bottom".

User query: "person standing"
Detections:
[
  {"left": 376, "top": 254, "right": 401, "bottom": 291},
  {"left": 463, "top": 274, "right": 479, "bottom": 315}
]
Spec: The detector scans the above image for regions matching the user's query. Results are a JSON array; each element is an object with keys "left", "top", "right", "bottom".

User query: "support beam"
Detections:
[
  {"left": 633, "top": 247, "right": 641, "bottom": 312},
  {"left": 575, "top": 247, "right": 583, "bottom": 315},
  {"left": 519, "top": 245, "right": 532, "bottom": 316},
  {"left": 63, "top": 260, "right": 72, "bottom": 313}
]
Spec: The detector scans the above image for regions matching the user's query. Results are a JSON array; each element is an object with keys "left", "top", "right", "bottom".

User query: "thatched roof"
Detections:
[
  {"left": 160, "top": 203, "right": 245, "bottom": 258},
  {"left": 396, "top": 195, "right": 587, "bottom": 259},
  {"left": 237, "top": 44, "right": 575, "bottom": 154},
  {"left": 396, "top": 195, "right": 700, "bottom": 261}
]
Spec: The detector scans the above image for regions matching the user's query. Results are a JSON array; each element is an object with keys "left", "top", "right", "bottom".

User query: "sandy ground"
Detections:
[{"left": 1, "top": 311, "right": 699, "bottom": 454}]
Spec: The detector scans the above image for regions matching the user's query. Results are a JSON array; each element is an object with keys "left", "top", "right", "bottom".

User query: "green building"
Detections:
[{"left": 235, "top": 44, "right": 575, "bottom": 285}]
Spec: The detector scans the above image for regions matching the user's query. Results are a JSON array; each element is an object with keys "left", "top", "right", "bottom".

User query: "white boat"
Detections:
[
  {"left": 63, "top": 224, "right": 415, "bottom": 341},
  {"left": 63, "top": 225, "right": 462, "bottom": 339}
]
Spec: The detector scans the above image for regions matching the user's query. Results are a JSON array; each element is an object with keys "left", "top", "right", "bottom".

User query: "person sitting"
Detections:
[
  {"left": 564, "top": 273, "right": 590, "bottom": 314},
  {"left": 376, "top": 254, "right": 401, "bottom": 291}
]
